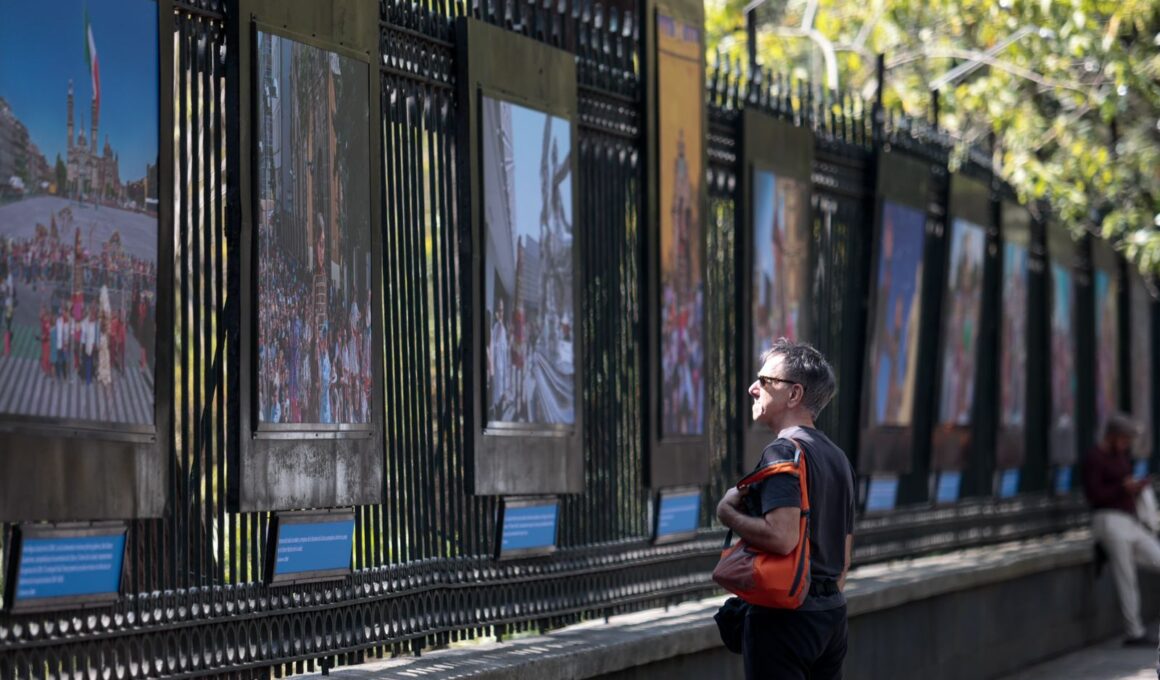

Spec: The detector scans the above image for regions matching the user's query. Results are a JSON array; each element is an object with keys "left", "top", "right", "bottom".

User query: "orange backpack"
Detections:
[{"left": 712, "top": 439, "right": 811, "bottom": 609}]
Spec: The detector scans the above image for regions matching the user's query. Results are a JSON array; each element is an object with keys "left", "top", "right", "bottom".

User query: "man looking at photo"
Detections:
[{"left": 717, "top": 339, "right": 855, "bottom": 679}]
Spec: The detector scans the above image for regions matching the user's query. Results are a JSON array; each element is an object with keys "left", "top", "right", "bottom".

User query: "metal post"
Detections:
[
  {"left": 872, "top": 53, "right": 885, "bottom": 145},
  {"left": 746, "top": 8, "right": 757, "bottom": 73}
]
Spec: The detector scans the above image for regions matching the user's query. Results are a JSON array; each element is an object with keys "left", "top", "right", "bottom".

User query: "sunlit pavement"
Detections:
[{"left": 1001, "top": 633, "right": 1158, "bottom": 680}]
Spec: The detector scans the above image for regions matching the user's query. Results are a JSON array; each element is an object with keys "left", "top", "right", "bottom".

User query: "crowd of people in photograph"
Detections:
[
  {"left": 661, "top": 131, "right": 705, "bottom": 435},
  {"left": 0, "top": 216, "right": 157, "bottom": 388},
  {"left": 661, "top": 283, "right": 705, "bottom": 434},
  {"left": 486, "top": 263, "right": 576, "bottom": 425},
  {"left": 257, "top": 227, "right": 374, "bottom": 426},
  {"left": 937, "top": 222, "right": 985, "bottom": 427}
]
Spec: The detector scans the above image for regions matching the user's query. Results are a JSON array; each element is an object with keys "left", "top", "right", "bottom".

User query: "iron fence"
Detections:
[{"left": 0, "top": 0, "right": 1092, "bottom": 677}]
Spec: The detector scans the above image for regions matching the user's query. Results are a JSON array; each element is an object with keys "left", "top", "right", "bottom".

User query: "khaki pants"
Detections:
[{"left": 1092, "top": 509, "right": 1160, "bottom": 639}]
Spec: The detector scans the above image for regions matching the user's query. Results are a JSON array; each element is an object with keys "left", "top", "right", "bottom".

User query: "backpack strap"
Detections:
[{"left": 738, "top": 438, "right": 807, "bottom": 487}]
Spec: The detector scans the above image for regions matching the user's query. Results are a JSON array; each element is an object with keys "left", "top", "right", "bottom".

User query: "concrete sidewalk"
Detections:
[{"left": 1001, "top": 636, "right": 1158, "bottom": 680}]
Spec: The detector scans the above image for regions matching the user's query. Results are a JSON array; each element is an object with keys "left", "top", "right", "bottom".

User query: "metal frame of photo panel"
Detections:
[
  {"left": 0, "top": 0, "right": 174, "bottom": 521},
  {"left": 857, "top": 150, "right": 931, "bottom": 476},
  {"left": 228, "top": 0, "right": 385, "bottom": 512},
  {"left": 456, "top": 18, "right": 583, "bottom": 495},
  {"left": 738, "top": 109, "right": 814, "bottom": 473},
  {"left": 1044, "top": 221, "right": 1084, "bottom": 489},
  {"left": 643, "top": 0, "right": 709, "bottom": 488},
  {"left": 993, "top": 199, "right": 1038, "bottom": 492},
  {"left": 929, "top": 174, "right": 993, "bottom": 484}
]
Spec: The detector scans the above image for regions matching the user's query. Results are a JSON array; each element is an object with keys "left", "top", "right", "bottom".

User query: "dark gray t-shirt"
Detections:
[{"left": 744, "top": 425, "right": 856, "bottom": 611}]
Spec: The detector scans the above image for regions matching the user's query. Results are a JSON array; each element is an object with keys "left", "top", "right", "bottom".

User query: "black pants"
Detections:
[{"left": 742, "top": 604, "right": 848, "bottom": 680}]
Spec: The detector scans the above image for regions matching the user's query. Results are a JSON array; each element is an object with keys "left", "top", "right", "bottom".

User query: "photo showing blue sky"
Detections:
[
  {"left": 509, "top": 103, "right": 571, "bottom": 245},
  {"left": 0, "top": 0, "right": 158, "bottom": 177},
  {"left": 753, "top": 169, "right": 777, "bottom": 287}
]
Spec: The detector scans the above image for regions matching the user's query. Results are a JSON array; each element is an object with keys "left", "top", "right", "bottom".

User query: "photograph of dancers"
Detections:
[
  {"left": 255, "top": 31, "right": 373, "bottom": 426},
  {"left": 481, "top": 96, "right": 575, "bottom": 427},
  {"left": 657, "top": 12, "right": 704, "bottom": 437},
  {"left": 0, "top": 1, "right": 158, "bottom": 425},
  {"left": 868, "top": 201, "right": 926, "bottom": 427},
  {"left": 936, "top": 218, "right": 986, "bottom": 427},
  {"left": 751, "top": 169, "right": 809, "bottom": 363},
  {"left": 999, "top": 243, "right": 1030, "bottom": 428}
]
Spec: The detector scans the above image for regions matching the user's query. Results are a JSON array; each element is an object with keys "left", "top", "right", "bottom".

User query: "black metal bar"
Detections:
[
  {"left": 177, "top": 5, "right": 193, "bottom": 592},
  {"left": 191, "top": 9, "right": 205, "bottom": 587}
]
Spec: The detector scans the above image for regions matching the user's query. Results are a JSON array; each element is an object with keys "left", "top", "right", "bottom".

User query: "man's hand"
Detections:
[
  {"left": 1124, "top": 476, "right": 1151, "bottom": 496},
  {"left": 716, "top": 486, "right": 748, "bottom": 524}
]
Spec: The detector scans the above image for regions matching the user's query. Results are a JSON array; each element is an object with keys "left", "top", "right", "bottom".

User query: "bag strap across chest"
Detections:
[{"left": 738, "top": 437, "right": 810, "bottom": 513}]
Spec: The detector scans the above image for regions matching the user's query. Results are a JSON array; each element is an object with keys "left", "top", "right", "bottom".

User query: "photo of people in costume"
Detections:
[
  {"left": 657, "top": 12, "right": 704, "bottom": 436},
  {"left": 936, "top": 219, "right": 985, "bottom": 427},
  {"left": 1049, "top": 261, "right": 1077, "bottom": 466},
  {"left": 0, "top": 1, "right": 158, "bottom": 424},
  {"left": 481, "top": 96, "right": 575, "bottom": 426},
  {"left": 256, "top": 31, "right": 373, "bottom": 425},
  {"left": 999, "top": 242, "right": 1029, "bottom": 430},
  {"left": 1093, "top": 268, "right": 1119, "bottom": 440},
  {"left": 868, "top": 201, "right": 925, "bottom": 427},
  {"left": 752, "top": 169, "right": 809, "bottom": 362}
]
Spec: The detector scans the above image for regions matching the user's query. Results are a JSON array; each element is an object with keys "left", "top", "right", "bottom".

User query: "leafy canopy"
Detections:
[{"left": 707, "top": 0, "right": 1160, "bottom": 273}]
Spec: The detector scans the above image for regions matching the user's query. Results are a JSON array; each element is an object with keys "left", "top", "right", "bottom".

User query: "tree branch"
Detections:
[{"left": 885, "top": 48, "right": 1092, "bottom": 97}]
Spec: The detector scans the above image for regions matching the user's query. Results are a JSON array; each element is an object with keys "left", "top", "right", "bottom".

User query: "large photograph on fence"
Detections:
[
  {"left": 868, "top": 201, "right": 926, "bottom": 427},
  {"left": 0, "top": 1, "right": 158, "bottom": 425},
  {"left": 1049, "top": 262, "right": 1077, "bottom": 465},
  {"left": 1093, "top": 268, "right": 1119, "bottom": 439},
  {"left": 752, "top": 169, "right": 809, "bottom": 361},
  {"left": 255, "top": 31, "right": 373, "bottom": 426},
  {"left": 481, "top": 96, "right": 575, "bottom": 427},
  {"left": 657, "top": 12, "right": 704, "bottom": 437},
  {"left": 999, "top": 242, "right": 1030, "bottom": 434},
  {"left": 936, "top": 218, "right": 986, "bottom": 426}
]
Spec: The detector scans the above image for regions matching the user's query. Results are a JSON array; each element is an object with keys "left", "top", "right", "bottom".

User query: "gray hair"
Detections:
[
  {"left": 1105, "top": 411, "right": 1142, "bottom": 440},
  {"left": 760, "top": 338, "right": 837, "bottom": 418}
]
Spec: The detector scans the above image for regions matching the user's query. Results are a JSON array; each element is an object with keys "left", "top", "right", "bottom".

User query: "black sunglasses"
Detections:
[{"left": 757, "top": 375, "right": 798, "bottom": 389}]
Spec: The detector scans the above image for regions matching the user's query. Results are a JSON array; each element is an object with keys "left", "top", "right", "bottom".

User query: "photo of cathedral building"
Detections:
[{"left": 64, "top": 80, "right": 123, "bottom": 204}]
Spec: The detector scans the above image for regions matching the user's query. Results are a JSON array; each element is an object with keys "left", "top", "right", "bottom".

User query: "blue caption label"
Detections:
[
  {"left": 935, "top": 471, "right": 962, "bottom": 504},
  {"left": 998, "top": 469, "right": 1020, "bottom": 499},
  {"left": 16, "top": 534, "right": 126, "bottom": 602},
  {"left": 1054, "top": 465, "right": 1073, "bottom": 494},
  {"left": 1135, "top": 460, "right": 1149, "bottom": 480},
  {"left": 866, "top": 476, "right": 899, "bottom": 512},
  {"left": 656, "top": 491, "right": 700, "bottom": 538},
  {"left": 273, "top": 519, "right": 354, "bottom": 576},
  {"left": 501, "top": 503, "right": 558, "bottom": 552}
]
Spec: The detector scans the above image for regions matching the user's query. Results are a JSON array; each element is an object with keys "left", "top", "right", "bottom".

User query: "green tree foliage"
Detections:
[{"left": 707, "top": 0, "right": 1160, "bottom": 272}]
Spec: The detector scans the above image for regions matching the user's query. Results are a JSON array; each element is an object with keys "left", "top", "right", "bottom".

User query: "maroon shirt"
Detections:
[{"left": 1082, "top": 444, "right": 1135, "bottom": 515}]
